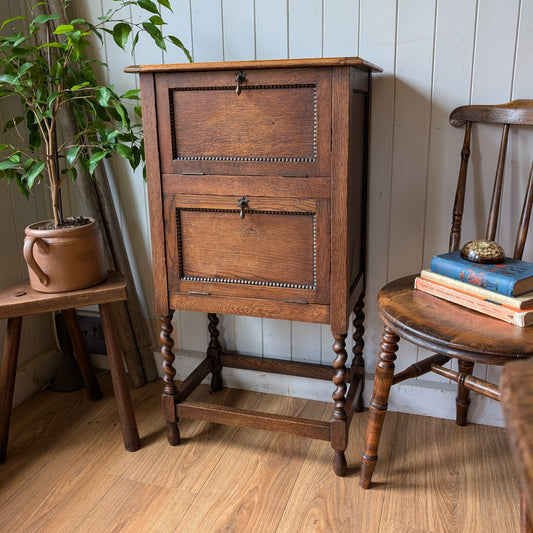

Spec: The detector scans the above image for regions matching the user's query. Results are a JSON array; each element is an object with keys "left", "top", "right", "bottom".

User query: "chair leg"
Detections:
[
  {"left": 0, "top": 317, "right": 22, "bottom": 463},
  {"left": 360, "top": 325, "right": 399, "bottom": 489},
  {"left": 456, "top": 360, "right": 474, "bottom": 426},
  {"left": 519, "top": 480, "right": 533, "bottom": 533},
  {"left": 61, "top": 308, "right": 102, "bottom": 401},
  {"left": 99, "top": 303, "right": 141, "bottom": 452}
]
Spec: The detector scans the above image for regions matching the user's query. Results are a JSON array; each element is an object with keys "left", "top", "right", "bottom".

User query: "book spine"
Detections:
[
  {"left": 414, "top": 277, "right": 532, "bottom": 327},
  {"left": 430, "top": 255, "right": 516, "bottom": 296},
  {"left": 420, "top": 269, "right": 530, "bottom": 309}
]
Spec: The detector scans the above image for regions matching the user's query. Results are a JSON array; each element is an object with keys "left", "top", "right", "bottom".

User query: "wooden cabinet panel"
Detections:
[
  {"left": 164, "top": 194, "right": 330, "bottom": 303},
  {"left": 155, "top": 68, "right": 331, "bottom": 177},
  {"left": 127, "top": 57, "right": 380, "bottom": 476}
]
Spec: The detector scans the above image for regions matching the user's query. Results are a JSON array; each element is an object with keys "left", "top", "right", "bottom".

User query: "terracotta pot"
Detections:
[{"left": 23, "top": 217, "right": 108, "bottom": 293}]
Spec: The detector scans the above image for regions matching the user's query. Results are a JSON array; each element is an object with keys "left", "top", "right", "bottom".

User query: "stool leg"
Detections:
[
  {"left": 0, "top": 316, "right": 23, "bottom": 463},
  {"left": 61, "top": 309, "right": 102, "bottom": 401},
  {"left": 99, "top": 303, "right": 141, "bottom": 452}
]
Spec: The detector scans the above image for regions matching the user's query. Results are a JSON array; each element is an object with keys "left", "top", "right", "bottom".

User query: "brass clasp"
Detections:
[
  {"left": 235, "top": 71, "right": 246, "bottom": 95},
  {"left": 237, "top": 196, "right": 248, "bottom": 219}
]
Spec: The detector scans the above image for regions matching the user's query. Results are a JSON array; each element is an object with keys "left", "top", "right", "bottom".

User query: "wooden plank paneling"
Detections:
[
  {"left": 358, "top": 0, "right": 397, "bottom": 375},
  {"left": 417, "top": 0, "right": 478, "bottom": 385},
  {"left": 388, "top": 0, "right": 436, "bottom": 278},
  {"left": 4, "top": 0, "right": 533, "bottom": 423},
  {"left": 288, "top": 0, "right": 323, "bottom": 58},
  {"left": 471, "top": 0, "right": 521, "bottom": 388},
  {"left": 323, "top": 0, "right": 360, "bottom": 57},
  {"left": 190, "top": 0, "right": 224, "bottom": 63},
  {"left": 222, "top": 0, "right": 255, "bottom": 61},
  {"left": 386, "top": 0, "right": 437, "bottom": 373},
  {"left": 255, "top": 0, "right": 288, "bottom": 60},
  {"left": 0, "top": 0, "right": 56, "bottom": 369}
]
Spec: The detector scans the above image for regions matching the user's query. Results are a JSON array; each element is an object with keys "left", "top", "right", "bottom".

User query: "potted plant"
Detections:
[{"left": 0, "top": 0, "right": 190, "bottom": 292}]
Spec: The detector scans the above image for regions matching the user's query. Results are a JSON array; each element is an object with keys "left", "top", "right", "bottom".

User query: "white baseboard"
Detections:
[
  {"left": 152, "top": 349, "right": 505, "bottom": 428},
  {"left": 13, "top": 349, "right": 61, "bottom": 408}
]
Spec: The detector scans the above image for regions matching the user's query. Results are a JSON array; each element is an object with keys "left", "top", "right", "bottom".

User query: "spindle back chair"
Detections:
[{"left": 360, "top": 100, "right": 533, "bottom": 532}]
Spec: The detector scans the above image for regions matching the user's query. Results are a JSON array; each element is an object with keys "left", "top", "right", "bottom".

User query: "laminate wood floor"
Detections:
[{"left": 0, "top": 371, "right": 520, "bottom": 532}]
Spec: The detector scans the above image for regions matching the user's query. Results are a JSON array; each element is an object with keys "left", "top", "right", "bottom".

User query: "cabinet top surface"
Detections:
[{"left": 124, "top": 56, "right": 382, "bottom": 74}]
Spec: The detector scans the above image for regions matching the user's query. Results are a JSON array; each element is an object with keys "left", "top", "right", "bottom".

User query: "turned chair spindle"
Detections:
[{"left": 360, "top": 100, "right": 533, "bottom": 532}]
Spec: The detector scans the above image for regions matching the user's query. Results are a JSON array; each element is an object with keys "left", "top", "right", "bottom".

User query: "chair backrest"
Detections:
[{"left": 448, "top": 100, "right": 533, "bottom": 259}]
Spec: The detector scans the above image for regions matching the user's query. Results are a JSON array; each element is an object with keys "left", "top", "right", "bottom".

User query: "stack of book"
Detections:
[{"left": 414, "top": 250, "right": 533, "bottom": 327}]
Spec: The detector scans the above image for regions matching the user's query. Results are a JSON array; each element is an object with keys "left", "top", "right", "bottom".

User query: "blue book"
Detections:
[{"left": 430, "top": 250, "right": 533, "bottom": 297}]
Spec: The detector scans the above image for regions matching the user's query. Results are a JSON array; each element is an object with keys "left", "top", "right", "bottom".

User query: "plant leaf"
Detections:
[
  {"left": 88, "top": 150, "right": 107, "bottom": 174},
  {"left": 25, "top": 161, "right": 45, "bottom": 188},
  {"left": 138, "top": 0, "right": 160, "bottom": 15},
  {"left": 112, "top": 100, "right": 128, "bottom": 126},
  {"left": 66, "top": 146, "right": 82, "bottom": 167},
  {"left": 168, "top": 35, "right": 192, "bottom": 62},
  {"left": 71, "top": 81, "right": 90, "bottom": 91},
  {"left": 3, "top": 116, "right": 24, "bottom": 132},
  {"left": 29, "top": 128, "right": 41, "bottom": 151},
  {"left": 53, "top": 24, "right": 74, "bottom": 35},
  {"left": 121, "top": 89, "right": 140, "bottom": 99},
  {"left": 112, "top": 22, "right": 131, "bottom": 50},
  {"left": 32, "top": 14, "right": 60, "bottom": 25},
  {"left": 116, "top": 143, "right": 133, "bottom": 161},
  {"left": 141, "top": 22, "right": 166, "bottom": 50},
  {"left": 96, "top": 87, "right": 111, "bottom": 107},
  {"left": 149, "top": 15, "right": 165, "bottom": 26},
  {"left": 1, "top": 16, "right": 27, "bottom": 31},
  {"left": 0, "top": 160, "right": 20, "bottom": 171}
]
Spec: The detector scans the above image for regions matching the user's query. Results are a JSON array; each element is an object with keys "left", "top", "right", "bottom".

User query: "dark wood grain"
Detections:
[
  {"left": 125, "top": 56, "right": 383, "bottom": 73},
  {"left": 154, "top": 68, "right": 332, "bottom": 178},
  {"left": 450, "top": 99, "right": 533, "bottom": 127},
  {"left": 139, "top": 73, "right": 169, "bottom": 318},
  {"left": 361, "top": 99, "right": 533, "bottom": 532},
  {"left": 0, "top": 272, "right": 140, "bottom": 462},
  {"left": 0, "top": 270, "right": 126, "bottom": 319},
  {"left": 131, "top": 58, "right": 375, "bottom": 475},
  {"left": 378, "top": 275, "right": 533, "bottom": 364},
  {"left": 501, "top": 359, "right": 533, "bottom": 531},
  {"left": 176, "top": 401, "right": 331, "bottom": 441}
]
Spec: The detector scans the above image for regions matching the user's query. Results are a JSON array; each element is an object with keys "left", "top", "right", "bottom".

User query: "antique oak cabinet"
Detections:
[{"left": 126, "top": 57, "right": 380, "bottom": 475}]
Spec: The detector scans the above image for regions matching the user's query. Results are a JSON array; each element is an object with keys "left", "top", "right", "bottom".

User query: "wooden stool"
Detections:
[{"left": 0, "top": 271, "right": 141, "bottom": 463}]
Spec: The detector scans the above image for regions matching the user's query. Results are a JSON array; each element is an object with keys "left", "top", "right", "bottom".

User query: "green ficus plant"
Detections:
[{"left": 0, "top": 0, "right": 190, "bottom": 227}]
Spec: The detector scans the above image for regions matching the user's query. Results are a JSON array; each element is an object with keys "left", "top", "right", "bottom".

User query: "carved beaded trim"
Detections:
[
  {"left": 176, "top": 208, "right": 317, "bottom": 290},
  {"left": 169, "top": 84, "right": 317, "bottom": 163}
]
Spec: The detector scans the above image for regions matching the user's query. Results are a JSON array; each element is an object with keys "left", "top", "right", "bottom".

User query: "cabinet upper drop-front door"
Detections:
[{"left": 155, "top": 67, "right": 332, "bottom": 177}]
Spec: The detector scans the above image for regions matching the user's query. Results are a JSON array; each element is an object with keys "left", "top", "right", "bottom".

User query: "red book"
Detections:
[
  {"left": 414, "top": 276, "right": 533, "bottom": 327},
  {"left": 420, "top": 269, "right": 533, "bottom": 309}
]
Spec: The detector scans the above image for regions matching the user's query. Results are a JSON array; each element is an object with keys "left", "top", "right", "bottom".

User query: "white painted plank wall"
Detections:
[
  {"left": 0, "top": 0, "right": 62, "bottom": 405},
  {"left": 2, "top": 0, "right": 533, "bottom": 424}
]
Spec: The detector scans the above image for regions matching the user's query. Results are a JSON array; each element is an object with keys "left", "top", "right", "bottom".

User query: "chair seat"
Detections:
[{"left": 378, "top": 274, "right": 533, "bottom": 365}]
